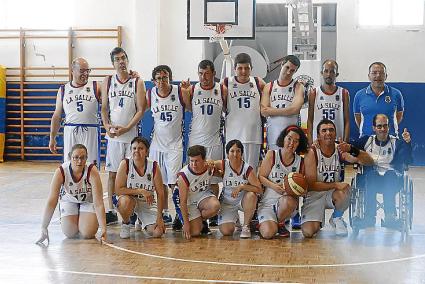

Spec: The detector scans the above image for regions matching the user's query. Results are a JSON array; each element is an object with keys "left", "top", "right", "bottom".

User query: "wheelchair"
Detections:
[{"left": 349, "top": 165, "right": 414, "bottom": 241}]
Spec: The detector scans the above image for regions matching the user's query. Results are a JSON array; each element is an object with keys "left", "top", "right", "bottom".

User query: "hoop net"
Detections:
[{"left": 205, "top": 24, "right": 233, "bottom": 43}]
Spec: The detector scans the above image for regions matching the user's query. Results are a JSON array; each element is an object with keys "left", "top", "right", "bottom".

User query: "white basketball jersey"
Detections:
[
  {"left": 225, "top": 76, "right": 262, "bottom": 144},
  {"left": 220, "top": 159, "right": 253, "bottom": 205},
  {"left": 314, "top": 145, "right": 344, "bottom": 184},
  {"left": 178, "top": 165, "right": 213, "bottom": 206},
  {"left": 126, "top": 157, "right": 158, "bottom": 203},
  {"left": 363, "top": 135, "right": 397, "bottom": 175},
  {"left": 62, "top": 81, "right": 99, "bottom": 125},
  {"left": 149, "top": 85, "right": 185, "bottom": 151},
  {"left": 263, "top": 150, "right": 303, "bottom": 201},
  {"left": 189, "top": 82, "right": 224, "bottom": 147},
  {"left": 59, "top": 161, "right": 95, "bottom": 203},
  {"left": 312, "top": 86, "right": 347, "bottom": 140},
  {"left": 266, "top": 80, "right": 299, "bottom": 146},
  {"left": 106, "top": 75, "right": 139, "bottom": 143}
]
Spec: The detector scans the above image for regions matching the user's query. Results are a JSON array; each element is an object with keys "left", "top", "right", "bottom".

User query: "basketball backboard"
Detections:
[{"left": 187, "top": 0, "right": 256, "bottom": 40}]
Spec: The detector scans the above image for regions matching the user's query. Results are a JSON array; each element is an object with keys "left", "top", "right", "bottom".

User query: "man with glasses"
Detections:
[
  {"left": 49, "top": 57, "right": 100, "bottom": 166},
  {"left": 353, "top": 62, "right": 405, "bottom": 138},
  {"left": 147, "top": 65, "right": 188, "bottom": 225},
  {"left": 101, "top": 47, "right": 147, "bottom": 225},
  {"left": 354, "top": 114, "right": 412, "bottom": 229}
]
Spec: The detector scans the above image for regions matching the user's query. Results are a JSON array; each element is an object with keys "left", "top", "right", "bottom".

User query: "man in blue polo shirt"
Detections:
[{"left": 353, "top": 62, "right": 404, "bottom": 137}]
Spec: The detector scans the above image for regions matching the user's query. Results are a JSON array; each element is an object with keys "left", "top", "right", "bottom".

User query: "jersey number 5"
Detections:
[{"left": 76, "top": 101, "right": 84, "bottom": 112}]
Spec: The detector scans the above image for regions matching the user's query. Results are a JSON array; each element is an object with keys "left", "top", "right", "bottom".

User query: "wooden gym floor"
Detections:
[{"left": 1, "top": 161, "right": 425, "bottom": 283}]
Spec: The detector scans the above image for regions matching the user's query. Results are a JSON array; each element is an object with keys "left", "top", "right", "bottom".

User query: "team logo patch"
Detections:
[
  {"left": 276, "top": 164, "right": 281, "bottom": 169},
  {"left": 320, "top": 96, "right": 324, "bottom": 100},
  {"left": 214, "top": 89, "right": 218, "bottom": 96},
  {"left": 249, "top": 82, "right": 254, "bottom": 88},
  {"left": 233, "top": 83, "right": 238, "bottom": 88},
  {"left": 194, "top": 178, "right": 198, "bottom": 183},
  {"left": 292, "top": 167, "right": 297, "bottom": 172},
  {"left": 336, "top": 95, "right": 340, "bottom": 101},
  {"left": 86, "top": 87, "right": 91, "bottom": 92},
  {"left": 129, "top": 81, "right": 133, "bottom": 88},
  {"left": 198, "top": 91, "right": 202, "bottom": 96},
  {"left": 69, "top": 182, "right": 73, "bottom": 186},
  {"left": 385, "top": 96, "right": 391, "bottom": 103},
  {"left": 69, "top": 90, "right": 73, "bottom": 94},
  {"left": 155, "top": 98, "right": 159, "bottom": 103},
  {"left": 288, "top": 87, "right": 293, "bottom": 93},
  {"left": 273, "top": 88, "right": 277, "bottom": 92},
  {"left": 171, "top": 94, "right": 176, "bottom": 101},
  {"left": 147, "top": 174, "right": 152, "bottom": 181},
  {"left": 130, "top": 173, "right": 135, "bottom": 179},
  {"left": 114, "top": 83, "right": 118, "bottom": 88},
  {"left": 229, "top": 172, "right": 233, "bottom": 177}
]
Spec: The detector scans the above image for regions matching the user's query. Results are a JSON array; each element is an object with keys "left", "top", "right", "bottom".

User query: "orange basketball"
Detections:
[{"left": 283, "top": 172, "right": 308, "bottom": 197}]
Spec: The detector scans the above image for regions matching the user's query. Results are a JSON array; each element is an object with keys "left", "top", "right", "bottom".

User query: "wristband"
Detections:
[{"left": 349, "top": 145, "right": 360, "bottom": 157}]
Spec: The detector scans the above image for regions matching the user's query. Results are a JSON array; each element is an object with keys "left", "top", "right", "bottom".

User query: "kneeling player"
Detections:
[
  {"left": 37, "top": 144, "right": 107, "bottom": 244},
  {"left": 212, "top": 140, "right": 262, "bottom": 238},
  {"left": 115, "top": 137, "right": 165, "bottom": 239},
  {"left": 258, "top": 125, "right": 308, "bottom": 239},
  {"left": 177, "top": 145, "right": 221, "bottom": 239}
]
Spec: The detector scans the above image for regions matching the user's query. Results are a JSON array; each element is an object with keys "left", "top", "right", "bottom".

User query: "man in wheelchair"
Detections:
[{"left": 354, "top": 114, "right": 412, "bottom": 229}]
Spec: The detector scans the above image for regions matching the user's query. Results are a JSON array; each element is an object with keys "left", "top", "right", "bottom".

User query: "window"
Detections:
[{"left": 358, "top": 0, "right": 424, "bottom": 27}]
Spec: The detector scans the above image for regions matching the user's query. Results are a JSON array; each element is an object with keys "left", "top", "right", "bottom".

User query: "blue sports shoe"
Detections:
[{"left": 291, "top": 211, "right": 301, "bottom": 230}]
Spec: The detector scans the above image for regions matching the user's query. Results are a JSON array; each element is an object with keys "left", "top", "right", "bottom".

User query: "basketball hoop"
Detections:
[{"left": 205, "top": 24, "right": 233, "bottom": 43}]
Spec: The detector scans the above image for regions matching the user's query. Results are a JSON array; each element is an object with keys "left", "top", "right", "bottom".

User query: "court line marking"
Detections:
[
  {"left": 104, "top": 241, "right": 425, "bottom": 268},
  {"left": 2, "top": 267, "right": 291, "bottom": 283}
]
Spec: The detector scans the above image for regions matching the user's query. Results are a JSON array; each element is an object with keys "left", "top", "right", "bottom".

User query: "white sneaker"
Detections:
[
  {"left": 329, "top": 217, "right": 348, "bottom": 237},
  {"left": 240, "top": 225, "right": 251, "bottom": 238},
  {"left": 120, "top": 223, "right": 131, "bottom": 239},
  {"left": 134, "top": 219, "right": 142, "bottom": 231}
]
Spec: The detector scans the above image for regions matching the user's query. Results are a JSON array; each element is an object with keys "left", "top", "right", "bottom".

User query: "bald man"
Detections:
[{"left": 49, "top": 57, "right": 101, "bottom": 166}]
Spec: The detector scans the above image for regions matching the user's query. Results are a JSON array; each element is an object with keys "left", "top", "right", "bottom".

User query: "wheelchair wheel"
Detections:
[
  {"left": 400, "top": 175, "right": 413, "bottom": 241},
  {"left": 349, "top": 179, "right": 365, "bottom": 236},
  {"left": 408, "top": 178, "right": 414, "bottom": 230}
]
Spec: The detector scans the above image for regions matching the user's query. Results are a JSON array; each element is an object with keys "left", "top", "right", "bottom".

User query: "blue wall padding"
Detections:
[{"left": 5, "top": 81, "right": 425, "bottom": 166}]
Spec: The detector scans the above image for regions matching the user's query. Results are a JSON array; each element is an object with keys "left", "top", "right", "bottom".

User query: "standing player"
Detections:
[
  {"left": 261, "top": 55, "right": 305, "bottom": 150},
  {"left": 49, "top": 57, "right": 100, "bottom": 165},
  {"left": 258, "top": 125, "right": 308, "bottom": 239},
  {"left": 224, "top": 53, "right": 266, "bottom": 171},
  {"left": 37, "top": 144, "right": 107, "bottom": 244},
  {"left": 101, "top": 47, "right": 146, "bottom": 224},
  {"left": 353, "top": 62, "right": 404, "bottom": 138},
  {"left": 148, "top": 65, "right": 187, "bottom": 225},
  {"left": 114, "top": 137, "right": 165, "bottom": 239},
  {"left": 302, "top": 119, "right": 373, "bottom": 238},
  {"left": 181, "top": 59, "right": 225, "bottom": 227},
  {"left": 177, "top": 145, "right": 221, "bottom": 239},
  {"left": 308, "top": 59, "right": 350, "bottom": 144}
]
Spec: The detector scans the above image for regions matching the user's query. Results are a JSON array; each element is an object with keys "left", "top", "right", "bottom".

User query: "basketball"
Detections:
[{"left": 283, "top": 172, "right": 308, "bottom": 197}]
